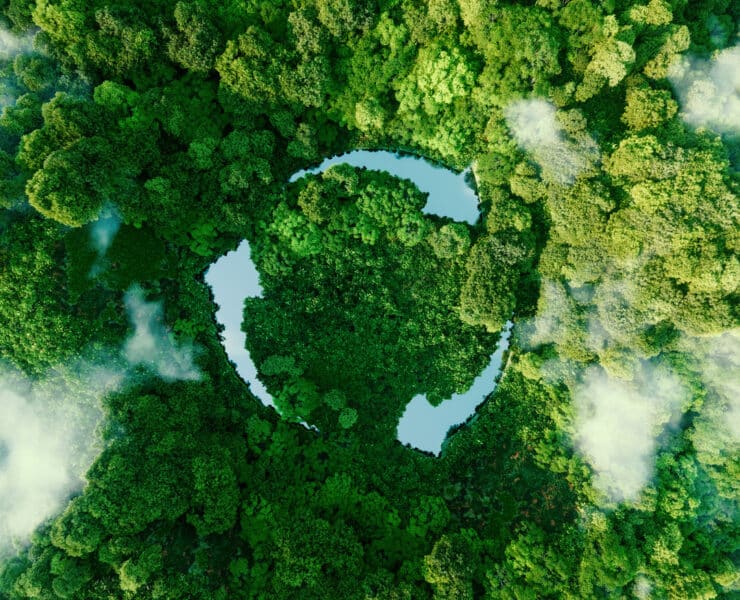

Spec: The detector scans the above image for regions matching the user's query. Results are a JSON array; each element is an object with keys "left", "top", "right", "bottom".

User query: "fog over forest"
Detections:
[{"left": 0, "top": 1, "right": 736, "bottom": 598}]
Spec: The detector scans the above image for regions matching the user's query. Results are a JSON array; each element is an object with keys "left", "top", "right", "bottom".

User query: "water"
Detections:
[
  {"left": 207, "top": 151, "right": 509, "bottom": 453},
  {"left": 396, "top": 321, "right": 513, "bottom": 455},
  {"left": 289, "top": 150, "right": 480, "bottom": 224},
  {"left": 204, "top": 240, "right": 272, "bottom": 407}
]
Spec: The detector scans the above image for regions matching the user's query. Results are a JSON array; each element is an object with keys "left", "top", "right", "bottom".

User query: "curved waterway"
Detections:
[
  {"left": 289, "top": 150, "right": 479, "bottom": 224},
  {"left": 397, "top": 322, "right": 512, "bottom": 455},
  {"left": 205, "top": 240, "right": 272, "bottom": 406},
  {"left": 206, "top": 150, "right": 511, "bottom": 453}
]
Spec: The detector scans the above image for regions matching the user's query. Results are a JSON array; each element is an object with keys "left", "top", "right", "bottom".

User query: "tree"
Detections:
[
  {"left": 475, "top": 5, "right": 562, "bottom": 102},
  {"left": 216, "top": 26, "right": 286, "bottom": 104},
  {"left": 13, "top": 53, "right": 58, "bottom": 93},
  {"left": 629, "top": 0, "right": 673, "bottom": 27},
  {"left": 574, "top": 15, "right": 636, "bottom": 101},
  {"left": 622, "top": 85, "right": 678, "bottom": 131},
  {"left": 459, "top": 234, "right": 531, "bottom": 332},
  {"left": 316, "top": 0, "right": 373, "bottom": 38},
  {"left": 164, "top": 1, "right": 223, "bottom": 72},
  {"left": 118, "top": 545, "right": 163, "bottom": 593},
  {"left": 1, "top": 0, "right": 738, "bottom": 597},
  {"left": 26, "top": 137, "right": 114, "bottom": 226},
  {"left": 86, "top": 6, "right": 158, "bottom": 76},
  {"left": 423, "top": 534, "right": 475, "bottom": 600},
  {"left": 50, "top": 554, "right": 93, "bottom": 599},
  {"left": 395, "top": 46, "right": 476, "bottom": 118}
]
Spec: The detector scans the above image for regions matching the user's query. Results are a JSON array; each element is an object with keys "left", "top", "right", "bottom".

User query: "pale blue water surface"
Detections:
[
  {"left": 206, "top": 151, "right": 510, "bottom": 453},
  {"left": 290, "top": 150, "right": 479, "bottom": 224},
  {"left": 204, "top": 241, "right": 272, "bottom": 407},
  {"left": 397, "top": 322, "right": 512, "bottom": 454}
]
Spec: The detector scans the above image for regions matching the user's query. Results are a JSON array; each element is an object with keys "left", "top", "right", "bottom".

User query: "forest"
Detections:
[{"left": 0, "top": 0, "right": 737, "bottom": 598}]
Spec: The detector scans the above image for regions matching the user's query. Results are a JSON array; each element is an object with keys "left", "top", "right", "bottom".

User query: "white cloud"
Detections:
[
  {"left": 0, "top": 27, "right": 34, "bottom": 61},
  {"left": 0, "top": 284, "right": 204, "bottom": 554},
  {"left": 633, "top": 575, "right": 653, "bottom": 600},
  {"left": 504, "top": 98, "right": 598, "bottom": 184},
  {"left": 505, "top": 98, "right": 563, "bottom": 148},
  {"left": 124, "top": 286, "right": 201, "bottom": 382},
  {"left": 90, "top": 211, "right": 121, "bottom": 256},
  {"left": 525, "top": 277, "right": 738, "bottom": 505},
  {"left": 0, "top": 363, "right": 121, "bottom": 555},
  {"left": 668, "top": 43, "right": 740, "bottom": 134},
  {"left": 88, "top": 208, "right": 122, "bottom": 278},
  {"left": 573, "top": 363, "right": 687, "bottom": 504},
  {"left": 701, "top": 329, "right": 740, "bottom": 440}
]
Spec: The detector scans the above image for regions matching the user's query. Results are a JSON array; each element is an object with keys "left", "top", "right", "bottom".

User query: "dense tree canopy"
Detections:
[{"left": 0, "top": 0, "right": 737, "bottom": 598}]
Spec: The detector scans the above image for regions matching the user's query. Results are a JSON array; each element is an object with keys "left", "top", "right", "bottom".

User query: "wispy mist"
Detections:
[
  {"left": 682, "top": 329, "right": 740, "bottom": 480},
  {"left": 0, "top": 283, "right": 204, "bottom": 553},
  {"left": 529, "top": 280, "right": 578, "bottom": 347},
  {"left": 504, "top": 98, "right": 598, "bottom": 184},
  {"left": 506, "top": 98, "right": 563, "bottom": 147},
  {"left": 90, "top": 212, "right": 121, "bottom": 256},
  {"left": 0, "top": 27, "right": 35, "bottom": 109},
  {"left": 524, "top": 277, "right": 693, "bottom": 504},
  {"left": 573, "top": 363, "right": 687, "bottom": 504},
  {"left": 87, "top": 208, "right": 122, "bottom": 278},
  {"left": 0, "top": 27, "right": 34, "bottom": 60},
  {"left": 633, "top": 575, "right": 653, "bottom": 600},
  {"left": 0, "top": 363, "right": 121, "bottom": 555},
  {"left": 124, "top": 286, "right": 201, "bottom": 382},
  {"left": 669, "top": 43, "right": 740, "bottom": 135},
  {"left": 699, "top": 329, "right": 740, "bottom": 440}
]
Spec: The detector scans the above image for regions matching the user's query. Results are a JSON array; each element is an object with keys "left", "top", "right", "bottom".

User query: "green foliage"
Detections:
[
  {"left": 622, "top": 85, "right": 678, "bottom": 131},
  {"left": 0, "top": 213, "right": 91, "bottom": 371},
  {"left": 64, "top": 224, "right": 166, "bottom": 300},
  {"left": 118, "top": 545, "right": 162, "bottom": 593},
  {"left": 0, "top": 0, "right": 736, "bottom": 598},
  {"left": 188, "top": 452, "right": 239, "bottom": 537},
  {"left": 422, "top": 534, "right": 474, "bottom": 599},
  {"left": 164, "top": 2, "right": 223, "bottom": 73},
  {"left": 460, "top": 234, "right": 532, "bottom": 332},
  {"left": 244, "top": 168, "right": 515, "bottom": 431},
  {"left": 338, "top": 407, "right": 358, "bottom": 429}
]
